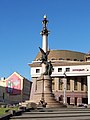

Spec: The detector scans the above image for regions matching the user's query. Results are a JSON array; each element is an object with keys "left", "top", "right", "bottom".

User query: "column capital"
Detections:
[{"left": 40, "top": 15, "right": 50, "bottom": 36}]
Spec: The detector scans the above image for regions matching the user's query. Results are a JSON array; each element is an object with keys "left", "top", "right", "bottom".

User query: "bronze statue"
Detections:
[
  {"left": 44, "top": 61, "right": 54, "bottom": 75},
  {"left": 39, "top": 47, "right": 54, "bottom": 75},
  {"left": 39, "top": 47, "right": 50, "bottom": 64}
]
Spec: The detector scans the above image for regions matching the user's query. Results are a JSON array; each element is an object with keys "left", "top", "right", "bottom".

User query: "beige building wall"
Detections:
[
  {"left": 30, "top": 74, "right": 88, "bottom": 106},
  {"left": 0, "top": 79, "right": 6, "bottom": 102},
  {"left": 52, "top": 76, "right": 87, "bottom": 105}
]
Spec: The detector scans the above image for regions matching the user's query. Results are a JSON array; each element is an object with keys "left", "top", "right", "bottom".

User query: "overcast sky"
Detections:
[{"left": 0, "top": 0, "right": 90, "bottom": 80}]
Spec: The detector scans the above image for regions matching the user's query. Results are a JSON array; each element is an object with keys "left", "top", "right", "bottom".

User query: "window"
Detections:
[
  {"left": 80, "top": 59, "right": 84, "bottom": 62},
  {"left": 51, "top": 58, "right": 56, "bottom": 60},
  {"left": 66, "top": 68, "right": 70, "bottom": 72},
  {"left": 81, "top": 78, "right": 84, "bottom": 91},
  {"left": 74, "top": 77, "right": 77, "bottom": 90},
  {"left": 74, "top": 59, "right": 78, "bottom": 61},
  {"left": 59, "top": 78, "right": 63, "bottom": 90},
  {"left": 59, "top": 58, "right": 64, "bottom": 60},
  {"left": 36, "top": 69, "right": 40, "bottom": 73},
  {"left": 66, "top": 58, "right": 71, "bottom": 61},
  {"left": 86, "top": 57, "right": 90, "bottom": 61},
  {"left": 58, "top": 68, "right": 62, "bottom": 72},
  {"left": 67, "top": 78, "right": 70, "bottom": 90}
]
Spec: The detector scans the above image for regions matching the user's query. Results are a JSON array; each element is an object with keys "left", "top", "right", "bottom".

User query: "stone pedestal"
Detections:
[{"left": 30, "top": 75, "right": 65, "bottom": 108}]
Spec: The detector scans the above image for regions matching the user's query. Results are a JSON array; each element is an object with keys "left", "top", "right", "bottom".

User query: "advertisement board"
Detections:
[{"left": 6, "top": 74, "right": 21, "bottom": 95}]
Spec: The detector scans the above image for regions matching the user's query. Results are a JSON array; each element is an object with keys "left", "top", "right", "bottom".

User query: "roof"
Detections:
[
  {"left": 28, "top": 50, "right": 90, "bottom": 67},
  {"left": 35, "top": 50, "right": 86, "bottom": 61},
  {"left": 5, "top": 72, "right": 32, "bottom": 83}
]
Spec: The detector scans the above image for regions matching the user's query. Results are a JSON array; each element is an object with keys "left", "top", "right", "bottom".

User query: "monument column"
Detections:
[
  {"left": 30, "top": 15, "right": 66, "bottom": 108},
  {"left": 40, "top": 15, "right": 49, "bottom": 74},
  {"left": 40, "top": 15, "right": 49, "bottom": 53}
]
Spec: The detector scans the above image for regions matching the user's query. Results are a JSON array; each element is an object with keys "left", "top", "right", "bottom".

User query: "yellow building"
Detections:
[{"left": 0, "top": 72, "right": 32, "bottom": 104}]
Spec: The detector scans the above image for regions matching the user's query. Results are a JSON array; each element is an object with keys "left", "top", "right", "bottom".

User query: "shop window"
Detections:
[
  {"left": 67, "top": 97, "right": 70, "bottom": 105},
  {"left": 67, "top": 78, "right": 70, "bottom": 90},
  {"left": 81, "top": 78, "right": 84, "bottom": 91}
]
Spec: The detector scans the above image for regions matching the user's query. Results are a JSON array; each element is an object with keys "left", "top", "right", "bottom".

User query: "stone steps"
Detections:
[{"left": 10, "top": 108, "right": 90, "bottom": 120}]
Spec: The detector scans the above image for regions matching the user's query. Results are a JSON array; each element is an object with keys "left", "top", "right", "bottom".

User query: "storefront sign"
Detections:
[{"left": 72, "top": 69, "right": 85, "bottom": 71}]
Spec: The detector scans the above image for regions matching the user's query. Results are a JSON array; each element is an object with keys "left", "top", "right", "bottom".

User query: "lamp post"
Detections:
[{"left": 63, "top": 72, "right": 67, "bottom": 104}]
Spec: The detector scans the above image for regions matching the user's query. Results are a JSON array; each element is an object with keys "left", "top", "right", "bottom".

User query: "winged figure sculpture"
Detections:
[{"left": 39, "top": 47, "right": 50, "bottom": 64}]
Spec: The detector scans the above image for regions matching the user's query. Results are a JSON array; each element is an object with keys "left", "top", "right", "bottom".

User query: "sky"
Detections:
[{"left": 0, "top": 0, "right": 90, "bottom": 80}]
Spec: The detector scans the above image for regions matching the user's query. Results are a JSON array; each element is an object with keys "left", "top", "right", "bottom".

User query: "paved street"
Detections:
[{"left": 10, "top": 108, "right": 90, "bottom": 120}]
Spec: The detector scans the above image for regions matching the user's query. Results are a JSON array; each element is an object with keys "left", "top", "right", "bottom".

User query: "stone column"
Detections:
[
  {"left": 40, "top": 15, "right": 49, "bottom": 74},
  {"left": 70, "top": 78, "right": 74, "bottom": 104},
  {"left": 78, "top": 78, "right": 81, "bottom": 92},
  {"left": 42, "top": 34, "right": 48, "bottom": 53},
  {"left": 70, "top": 78, "right": 74, "bottom": 91},
  {"left": 77, "top": 77, "right": 81, "bottom": 105}
]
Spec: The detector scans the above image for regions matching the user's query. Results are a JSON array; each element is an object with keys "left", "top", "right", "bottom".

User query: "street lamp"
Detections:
[{"left": 63, "top": 71, "right": 67, "bottom": 104}]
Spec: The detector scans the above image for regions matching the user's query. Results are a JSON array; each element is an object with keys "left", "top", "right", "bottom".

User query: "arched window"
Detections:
[
  {"left": 74, "top": 59, "right": 77, "bottom": 61},
  {"left": 59, "top": 58, "right": 64, "bottom": 60},
  {"left": 66, "top": 58, "right": 71, "bottom": 61},
  {"left": 51, "top": 58, "right": 56, "bottom": 60}
]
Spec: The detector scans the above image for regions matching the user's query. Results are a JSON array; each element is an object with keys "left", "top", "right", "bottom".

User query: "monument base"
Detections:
[{"left": 30, "top": 75, "right": 66, "bottom": 108}]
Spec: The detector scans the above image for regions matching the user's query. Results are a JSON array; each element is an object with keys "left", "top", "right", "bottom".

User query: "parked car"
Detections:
[{"left": 78, "top": 103, "right": 87, "bottom": 108}]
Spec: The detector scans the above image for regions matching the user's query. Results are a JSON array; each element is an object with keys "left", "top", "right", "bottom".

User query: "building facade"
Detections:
[
  {"left": 0, "top": 77, "right": 6, "bottom": 103},
  {"left": 29, "top": 50, "right": 90, "bottom": 106},
  {"left": 0, "top": 72, "right": 32, "bottom": 104}
]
